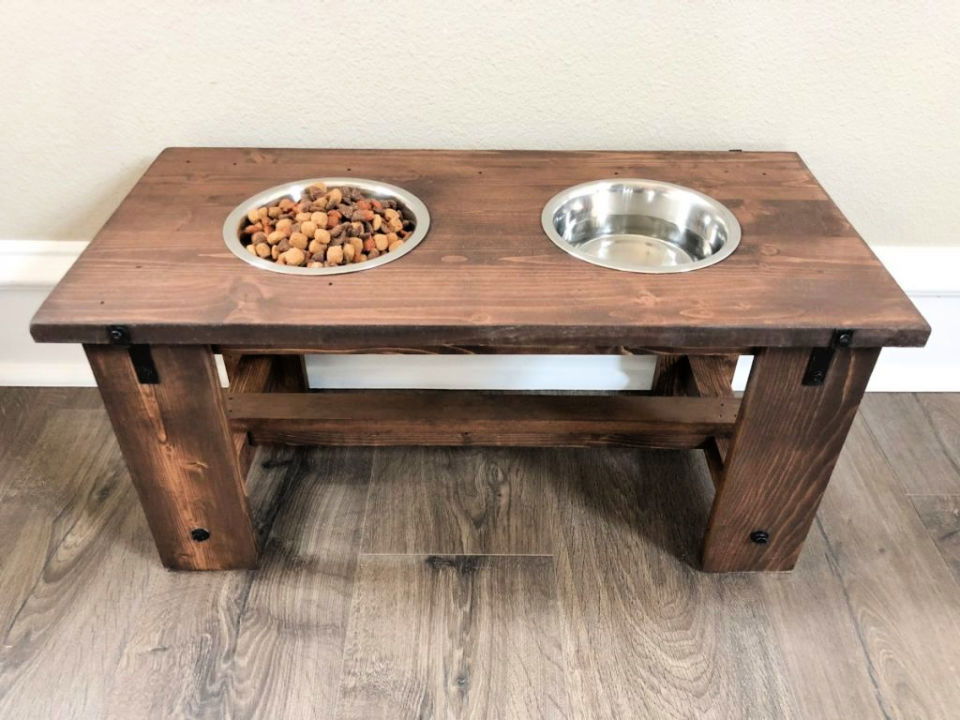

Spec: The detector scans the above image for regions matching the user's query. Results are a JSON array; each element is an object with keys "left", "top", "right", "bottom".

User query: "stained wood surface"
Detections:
[
  {"left": 650, "top": 354, "right": 689, "bottom": 395},
  {"left": 227, "top": 390, "right": 739, "bottom": 449},
  {"left": 224, "top": 353, "right": 308, "bottom": 476},
  {"left": 31, "top": 148, "right": 928, "bottom": 350},
  {"left": 3, "top": 387, "right": 960, "bottom": 719},
  {"left": 85, "top": 344, "right": 258, "bottom": 569},
  {"left": 686, "top": 354, "right": 739, "bottom": 483},
  {"left": 703, "top": 347, "right": 878, "bottom": 571}
]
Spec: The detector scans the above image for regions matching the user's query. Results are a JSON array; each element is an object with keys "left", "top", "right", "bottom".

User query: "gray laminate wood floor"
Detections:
[{"left": 1, "top": 388, "right": 959, "bottom": 719}]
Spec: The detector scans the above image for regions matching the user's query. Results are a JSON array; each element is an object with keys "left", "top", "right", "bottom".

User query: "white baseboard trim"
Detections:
[{"left": 3, "top": 240, "right": 957, "bottom": 391}]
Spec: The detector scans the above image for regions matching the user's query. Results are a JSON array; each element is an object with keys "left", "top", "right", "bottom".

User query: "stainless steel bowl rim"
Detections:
[
  {"left": 223, "top": 177, "right": 430, "bottom": 276},
  {"left": 540, "top": 178, "right": 741, "bottom": 274}
]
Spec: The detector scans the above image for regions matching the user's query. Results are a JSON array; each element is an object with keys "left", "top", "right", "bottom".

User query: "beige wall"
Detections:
[{"left": 2, "top": 1, "right": 957, "bottom": 246}]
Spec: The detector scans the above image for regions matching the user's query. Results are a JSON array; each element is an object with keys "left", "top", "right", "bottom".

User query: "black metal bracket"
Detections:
[
  {"left": 106, "top": 325, "right": 159, "bottom": 384},
  {"left": 802, "top": 329, "right": 854, "bottom": 386}
]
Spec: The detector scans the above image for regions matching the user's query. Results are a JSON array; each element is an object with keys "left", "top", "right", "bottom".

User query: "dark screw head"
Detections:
[
  {"left": 750, "top": 530, "right": 770, "bottom": 545},
  {"left": 809, "top": 369, "right": 825, "bottom": 383},
  {"left": 836, "top": 331, "right": 853, "bottom": 347},
  {"left": 190, "top": 528, "right": 211, "bottom": 542},
  {"left": 107, "top": 326, "right": 128, "bottom": 343}
]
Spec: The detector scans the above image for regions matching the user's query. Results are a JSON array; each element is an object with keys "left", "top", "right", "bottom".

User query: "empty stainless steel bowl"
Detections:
[
  {"left": 541, "top": 179, "right": 741, "bottom": 273},
  {"left": 223, "top": 177, "right": 429, "bottom": 275}
]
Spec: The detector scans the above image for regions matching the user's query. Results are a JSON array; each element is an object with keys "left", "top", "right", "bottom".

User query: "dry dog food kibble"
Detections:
[{"left": 240, "top": 183, "right": 416, "bottom": 268}]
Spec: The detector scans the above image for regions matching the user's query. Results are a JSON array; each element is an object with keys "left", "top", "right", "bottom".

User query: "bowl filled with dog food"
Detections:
[{"left": 223, "top": 178, "right": 429, "bottom": 275}]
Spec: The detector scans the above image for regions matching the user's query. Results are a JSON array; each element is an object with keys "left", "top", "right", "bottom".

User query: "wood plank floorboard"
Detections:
[
  {"left": 859, "top": 393, "right": 960, "bottom": 495},
  {"left": 812, "top": 415, "right": 960, "bottom": 719},
  {"left": 361, "top": 447, "right": 560, "bottom": 555},
  {"left": 1, "top": 388, "right": 959, "bottom": 719},
  {"left": 336, "top": 554, "right": 568, "bottom": 720},
  {"left": 546, "top": 448, "right": 799, "bottom": 719}
]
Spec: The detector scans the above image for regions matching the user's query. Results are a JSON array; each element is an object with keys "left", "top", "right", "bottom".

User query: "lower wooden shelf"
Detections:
[{"left": 226, "top": 390, "right": 739, "bottom": 450}]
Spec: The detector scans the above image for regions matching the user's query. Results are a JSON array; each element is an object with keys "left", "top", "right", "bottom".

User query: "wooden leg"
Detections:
[
  {"left": 223, "top": 352, "right": 309, "bottom": 476},
  {"left": 686, "top": 354, "right": 739, "bottom": 487},
  {"left": 85, "top": 344, "right": 258, "bottom": 570},
  {"left": 650, "top": 354, "right": 690, "bottom": 395},
  {"left": 702, "top": 347, "right": 879, "bottom": 572}
]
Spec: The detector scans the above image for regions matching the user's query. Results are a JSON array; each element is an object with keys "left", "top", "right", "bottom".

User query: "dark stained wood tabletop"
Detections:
[{"left": 31, "top": 148, "right": 929, "bottom": 350}]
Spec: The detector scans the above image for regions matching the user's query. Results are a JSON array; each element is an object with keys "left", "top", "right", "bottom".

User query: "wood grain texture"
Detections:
[
  {"left": 31, "top": 148, "right": 929, "bottom": 350},
  {"left": 224, "top": 353, "right": 309, "bottom": 476},
  {"left": 228, "top": 391, "right": 739, "bottom": 450},
  {"left": 0, "top": 407, "right": 153, "bottom": 720},
  {"left": 225, "top": 446, "right": 371, "bottom": 718},
  {"left": 650, "top": 354, "right": 690, "bottom": 395},
  {"left": 910, "top": 494, "right": 960, "bottom": 587},
  {"left": 686, "top": 354, "right": 739, "bottom": 484},
  {"left": 703, "top": 347, "right": 878, "bottom": 571},
  {"left": 103, "top": 444, "right": 296, "bottom": 719},
  {"left": 2, "top": 388, "right": 960, "bottom": 719},
  {"left": 860, "top": 393, "right": 960, "bottom": 495},
  {"left": 361, "top": 447, "right": 560, "bottom": 555},
  {"left": 336, "top": 555, "right": 569, "bottom": 720},
  {"left": 85, "top": 344, "right": 258, "bottom": 570},
  {"left": 547, "top": 447, "right": 799, "bottom": 719},
  {"left": 753, "top": 521, "right": 891, "bottom": 719},
  {"left": 813, "top": 416, "right": 960, "bottom": 718}
]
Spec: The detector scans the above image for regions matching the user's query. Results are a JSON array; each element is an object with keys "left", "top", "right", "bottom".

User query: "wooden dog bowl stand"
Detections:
[{"left": 31, "top": 148, "right": 930, "bottom": 572}]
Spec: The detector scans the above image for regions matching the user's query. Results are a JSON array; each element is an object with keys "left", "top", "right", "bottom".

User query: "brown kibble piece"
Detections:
[
  {"left": 326, "top": 211, "right": 342, "bottom": 229},
  {"left": 251, "top": 231, "right": 267, "bottom": 244}
]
